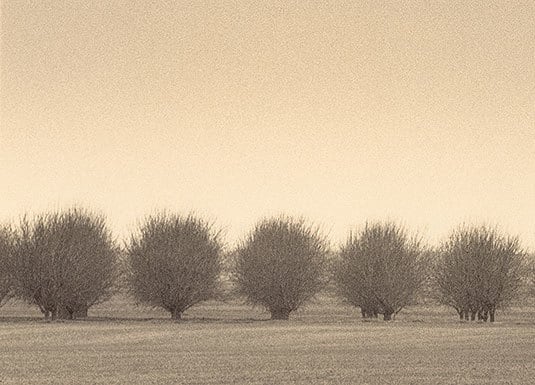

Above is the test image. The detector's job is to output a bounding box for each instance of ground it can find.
[1,297,534,384]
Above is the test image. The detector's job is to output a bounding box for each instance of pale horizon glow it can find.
[1,1,534,249]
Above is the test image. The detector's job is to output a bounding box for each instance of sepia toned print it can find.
[1,1,534,384]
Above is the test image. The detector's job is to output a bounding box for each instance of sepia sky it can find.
[1,1,534,249]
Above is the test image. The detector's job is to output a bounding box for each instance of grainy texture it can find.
[1,298,534,384]
[1,321,534,384]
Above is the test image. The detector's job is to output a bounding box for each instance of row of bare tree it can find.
[0,209,532,321]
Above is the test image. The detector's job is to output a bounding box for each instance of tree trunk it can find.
[171,309,182,320]
[361,307,377,319]
[75,306,88,318]
[470,311,476,321]
[271,309,290,320]
[464,311,469,321]
[489,309,495,322]
[459,310,464,320]
[57,305,71,320]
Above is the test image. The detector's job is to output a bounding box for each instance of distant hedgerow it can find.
[0,226,14,307]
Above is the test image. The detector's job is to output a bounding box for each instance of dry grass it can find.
[1,296,534,384]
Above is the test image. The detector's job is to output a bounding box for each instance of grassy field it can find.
[1,297,534,384]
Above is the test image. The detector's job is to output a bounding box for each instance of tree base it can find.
[270,309,290,320]
[361,307,379,319]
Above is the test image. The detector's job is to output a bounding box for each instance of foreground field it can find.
[1,319,534,384]
[1,298,534,384]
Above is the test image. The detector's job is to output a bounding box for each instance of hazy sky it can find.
[1,1,534,249]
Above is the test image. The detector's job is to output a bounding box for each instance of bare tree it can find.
[9,209,118,319]
[333,222,427,321]
[0,226,14,307]
[126,213,223,320]
[233,216,329,320]
[434,225,524,322]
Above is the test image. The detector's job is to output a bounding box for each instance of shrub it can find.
[9,209,118,319]
[233,216,329,320]
[126,213,223,320]
[334,222,427,321]
[434,225,524,322]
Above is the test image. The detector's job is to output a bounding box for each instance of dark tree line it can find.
[0,209,532,322]
[0,226,14,307]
